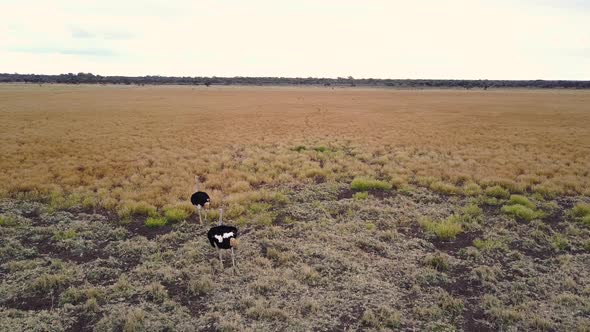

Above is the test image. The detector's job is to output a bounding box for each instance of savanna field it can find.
[1,84,590,331]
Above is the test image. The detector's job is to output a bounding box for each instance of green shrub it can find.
[424,253,449,271]
[351,177,392,191]
[292,145,306,152]
[361,306,401,329]
[501,204,543,221]
[473,238,506,252]
[461,204,483,223]
[32,273,69,293]
[507,195,535,208]
[0,214,18,227]
[248,202,272,214]
[582,215,590,227]
[164,208,189,223]
[485,186,510,199]
[551,234,569,251]
[463,182,482,196]
[419,216,463,240]
[145,217,167,228]
[430,181,459,195]
[53,229,78,240]
[117,201,158,219]
[353,192,369,200]
[313,146,329,153]
[570,203,590,218]
[188,276,213,295]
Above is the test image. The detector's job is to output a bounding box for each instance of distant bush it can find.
[570,203,590,218]
[118,201,158,219]
[424,253,449,271]
[361,306,401,329]
[419,216,463,240]
[485,186,510,199]
[353,192,369,200]
[429,181,459,195]
[501,204,543,221]
[164,208,189,223]
[188,276,213,295]
[313,146,330,153]
[292,145,306,152]
[351,177,392,191]
[0,214,18,227]
[53,229,78,240]
[507,195,535,208]
[145,217,167,228]
[550,234,569,251]
[462,182,482,196]
[461,204,483,223]
[473,238,506,252]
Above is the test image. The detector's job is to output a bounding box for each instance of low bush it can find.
[485,186,510,199]
[507,195,535,208]
[53,229,77,240]
[419,216,463,240]
[145,217,167,228]
[164,208,189,223]
[501,204,543,221]
[0,214,18,227]
[351,177,392,191]
[353,192,369,200]
[570,203,590,218]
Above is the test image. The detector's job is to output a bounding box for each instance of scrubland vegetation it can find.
[1,85,589,331]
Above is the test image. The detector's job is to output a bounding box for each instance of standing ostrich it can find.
[190,176,210,223]
[207,208,239,271]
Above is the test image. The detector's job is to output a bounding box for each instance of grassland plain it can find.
[1,85,590,331]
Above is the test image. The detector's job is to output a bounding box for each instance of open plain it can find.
[1,85,590,331]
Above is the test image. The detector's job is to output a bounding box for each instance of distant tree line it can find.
[1,73,589,89]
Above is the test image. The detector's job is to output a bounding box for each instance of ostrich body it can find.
[207,209,238,271]
[190,176,210,223]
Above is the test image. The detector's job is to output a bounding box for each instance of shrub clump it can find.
[145,217,167,228]
[570,203,590,217]
[419,216,463,240]
[164,208,189,223]
[361,306,401,329]
[53,229,78,240]
[501,204,544,221]
[485,186,510,199]
[117,201,158,219]
[424,253,450,271]
[507,195,535,208]
[353,192,369,200]
[0,214,19,227]
[461,204,483,223]
[351,177,392,191]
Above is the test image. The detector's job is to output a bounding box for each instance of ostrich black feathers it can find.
[191,191,210,207]
[207,225,238,249]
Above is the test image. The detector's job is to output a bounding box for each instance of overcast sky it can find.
[1,0,588,79]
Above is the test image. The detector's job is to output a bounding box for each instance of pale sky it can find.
[1,0,588,79]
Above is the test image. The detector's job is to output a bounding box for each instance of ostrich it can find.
[190,176,210,223]
[207,208,238,271]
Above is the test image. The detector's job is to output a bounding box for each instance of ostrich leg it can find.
[214,242,223,269]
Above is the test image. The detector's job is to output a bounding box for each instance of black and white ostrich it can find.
[190,176,210,223]
[207,208,239,270]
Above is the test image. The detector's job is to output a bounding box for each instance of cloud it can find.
[8,46,116,57]
[70,27,95,39]
[0,0,588,79]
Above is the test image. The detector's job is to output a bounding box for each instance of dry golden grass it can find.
[1,84,589,213]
